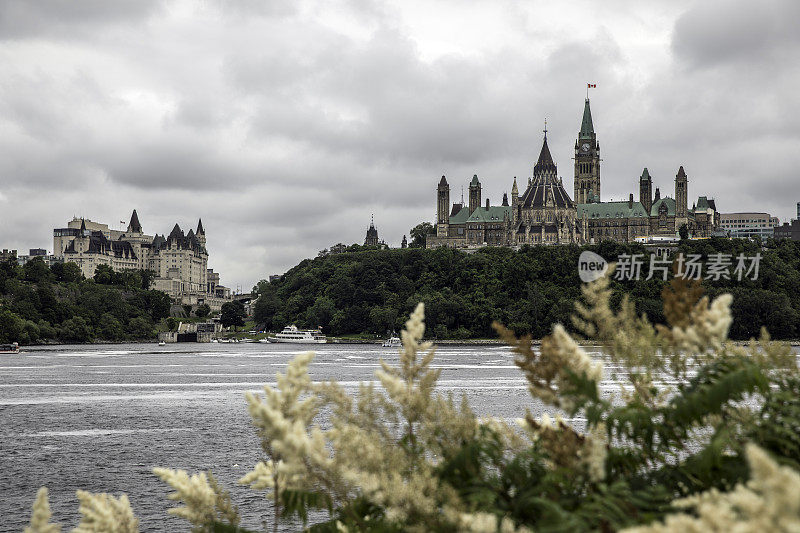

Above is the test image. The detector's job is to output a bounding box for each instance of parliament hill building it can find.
[426,98,720,248]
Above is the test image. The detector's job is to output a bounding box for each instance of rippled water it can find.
[0,341,758,531]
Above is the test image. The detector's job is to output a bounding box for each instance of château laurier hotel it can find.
[52,210,232,310]
[427,96,721,249]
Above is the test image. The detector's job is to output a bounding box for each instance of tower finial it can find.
[543,118,548,139]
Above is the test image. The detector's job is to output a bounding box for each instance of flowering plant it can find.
[25,270,800,532]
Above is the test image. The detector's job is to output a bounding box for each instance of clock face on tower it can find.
[581,143,590,153]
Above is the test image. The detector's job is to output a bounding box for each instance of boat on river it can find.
[268,325,327,344]
[382,333,402,348]
[1,342,20,354]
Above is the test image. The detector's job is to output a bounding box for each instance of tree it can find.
[94,264,116,285]
[127,316,154,339]
[195,304,211,318]
[0,309,25,343]
[51,262,83,283]
[409,222,435,248]
[220,301,246,330]
[678,223,689,240]
[306,296,336,330]
[24,257,52,284]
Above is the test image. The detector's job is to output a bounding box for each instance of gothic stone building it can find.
[427,96,720,248]
[53,210,232,309]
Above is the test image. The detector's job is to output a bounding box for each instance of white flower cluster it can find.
[579,422,607,483]
[624,444,800,532]
[551,324,604,384]
[669,294,733,354]
[25,487,60,533]
[454,511,531,533]
[72,490,139,533]
[239,350,331,498]
[152,468,216,527]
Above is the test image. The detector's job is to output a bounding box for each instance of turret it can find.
[437,176,450,237]
[196,218,206,248]
[468,175,481,215]
[675,166,688,219]
[511,177,519,224]
[639,168,653,214]
[127,209,142,234]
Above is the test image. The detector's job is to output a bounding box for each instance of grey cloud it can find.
[0,0,162,40]
[2,0,800,291]
[672,0,800,69]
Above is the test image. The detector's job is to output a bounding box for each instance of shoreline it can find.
[16,338,800,348]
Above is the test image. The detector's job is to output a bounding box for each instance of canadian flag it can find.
[587,83,596,88]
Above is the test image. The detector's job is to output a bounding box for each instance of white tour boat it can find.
[1,342,20,354]
[382,333,402,348]
[269,325,327,344]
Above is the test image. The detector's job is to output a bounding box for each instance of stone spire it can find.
[533,133,557,183]
[127,209,142,233]
[579,98,594,139]
[196,218,205,235]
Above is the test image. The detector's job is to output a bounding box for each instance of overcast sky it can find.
[1,0,799,290]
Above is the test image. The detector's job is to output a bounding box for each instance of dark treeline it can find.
[253,238,800,340]
[0,258,171,344]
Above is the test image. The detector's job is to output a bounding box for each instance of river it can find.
[0,341,773,531]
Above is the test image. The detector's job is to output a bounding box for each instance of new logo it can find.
[578,251,608,283]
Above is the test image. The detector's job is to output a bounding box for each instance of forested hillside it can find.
[253,238,800,340]
[0,258,171,344]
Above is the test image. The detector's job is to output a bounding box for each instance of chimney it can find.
[485,199,490,210]
[628,193,633,209]
[654,187,661,201]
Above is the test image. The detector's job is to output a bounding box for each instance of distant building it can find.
[52,210,231,310]
[720,213,780,239]
[364,217,379,246]
[427,97,720,248]
[775,220,800,241]
[363,217,388,248]
[16,253,63,268]
[29,248,46,256]
[207,268,231,300]
[0,249,17,262]
[401,235,408,248]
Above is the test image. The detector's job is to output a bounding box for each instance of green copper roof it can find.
[578,201,648,219]
[470,174,480,186]
[579,98,594,139]
[449,206,471,224]
[640,168,651,181]
[651,196,676,216]
[466,205,511,223]
[695,196,710,211]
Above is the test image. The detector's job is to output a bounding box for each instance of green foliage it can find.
[253,239,800,339]
[94,264,155,290]
[195,303,211,318]
[220,301,246,330]
[409,222,434,248]
[0,261,167,344]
